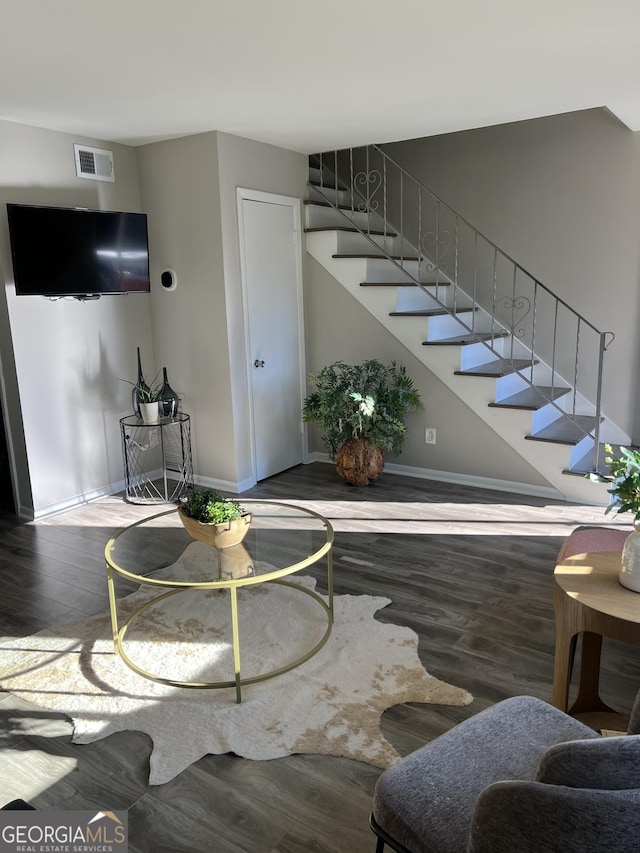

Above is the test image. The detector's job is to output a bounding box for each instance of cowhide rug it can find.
[0,544,472,785]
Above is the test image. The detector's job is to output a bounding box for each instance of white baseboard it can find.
[193,473,255,496]
[27,454,562,521]
[307,452,561,500]
[31,478,128,520]
[30,473,253,520]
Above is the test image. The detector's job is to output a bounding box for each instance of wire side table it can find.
[120,413,193,503]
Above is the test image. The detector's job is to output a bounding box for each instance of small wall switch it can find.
[425,427,436,445]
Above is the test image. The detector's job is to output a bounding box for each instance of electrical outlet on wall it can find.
[425,428,436,445]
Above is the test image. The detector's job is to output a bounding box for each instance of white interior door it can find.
[241,197,304,481]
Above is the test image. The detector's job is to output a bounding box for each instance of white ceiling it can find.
[1,0,639,153]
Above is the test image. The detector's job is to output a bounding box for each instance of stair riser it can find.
[570,435,598,467]
[458,337,517,370]
[306,204,389,234]
[425,313,496,340]
[495,371,563,400]
[335,230,413,257]
[364,257,450,283]
[531,400,600,432]
[309,165,336,184]
[396,288,460,312]
[309,184,354,207]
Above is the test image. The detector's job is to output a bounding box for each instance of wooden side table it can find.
[553,551,640,731]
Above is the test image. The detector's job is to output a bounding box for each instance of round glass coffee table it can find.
[105,500,334,702]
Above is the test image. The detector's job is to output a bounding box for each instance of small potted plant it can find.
[178,487,252,549]
[122,371,162,424]
[302,359,422,486]
[135,381,163,425]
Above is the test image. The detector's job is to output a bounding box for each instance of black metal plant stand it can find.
[120,413,193,503]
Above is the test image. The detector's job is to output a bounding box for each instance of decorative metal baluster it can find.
[573,318,581,418]
[366,147,371,236]
[383,155,387,239]
[453,215,459,315]
[510,264,517,361]
[491,247,498,347]
[435,201,440,298]
[349,148,354,214]
[593,332,606,470]
[417,186,422,275]
[550,300,559,400]
[530,281,538,383]
[400,170,404,270]
[472,231,478,333]
[334,150,339,209]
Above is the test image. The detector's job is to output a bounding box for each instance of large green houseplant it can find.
[302,359,422,486]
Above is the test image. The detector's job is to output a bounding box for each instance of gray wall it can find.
[215,132,308,487]
[136,132,233,484]
[137,131,307,490]
[383,109,640,442]
[0,119,152,517]
[0,122,308,513]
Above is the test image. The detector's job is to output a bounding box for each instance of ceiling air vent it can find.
[73,144,115,182]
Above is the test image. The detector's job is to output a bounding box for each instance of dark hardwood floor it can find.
[1,462,638,852]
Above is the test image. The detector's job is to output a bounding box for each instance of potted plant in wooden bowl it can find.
[302,359,422,486]
[178,487,252,549]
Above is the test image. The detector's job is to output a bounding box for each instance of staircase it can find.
[304,146,626,504]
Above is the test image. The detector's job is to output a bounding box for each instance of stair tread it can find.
[454,359,536,378]
[525,415,602,446]
[360,281,451,288]
[488,386,571,411]
[390,308,476,317]
[333,253,421,261]
[304,225,395,237]
[423,331,508,346]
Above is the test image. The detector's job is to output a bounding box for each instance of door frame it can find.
[236,188,308,485]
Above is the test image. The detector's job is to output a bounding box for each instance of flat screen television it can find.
[6,203,150,298]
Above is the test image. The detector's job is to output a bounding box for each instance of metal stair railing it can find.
[310,145,615,472]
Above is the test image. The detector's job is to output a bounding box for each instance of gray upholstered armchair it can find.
[371,693,640,852]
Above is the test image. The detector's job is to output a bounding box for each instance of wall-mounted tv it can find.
[6,204,150,298]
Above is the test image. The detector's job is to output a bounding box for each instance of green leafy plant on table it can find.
[302,359,422,486]
[180,488,244,524]
[589,444,640,521]
[178,488,251,549]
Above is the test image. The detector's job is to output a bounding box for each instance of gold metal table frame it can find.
[104,500,334,702]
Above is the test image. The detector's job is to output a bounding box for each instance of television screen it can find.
[6,204,150,297]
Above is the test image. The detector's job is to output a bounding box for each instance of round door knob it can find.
[253,359,265,368]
